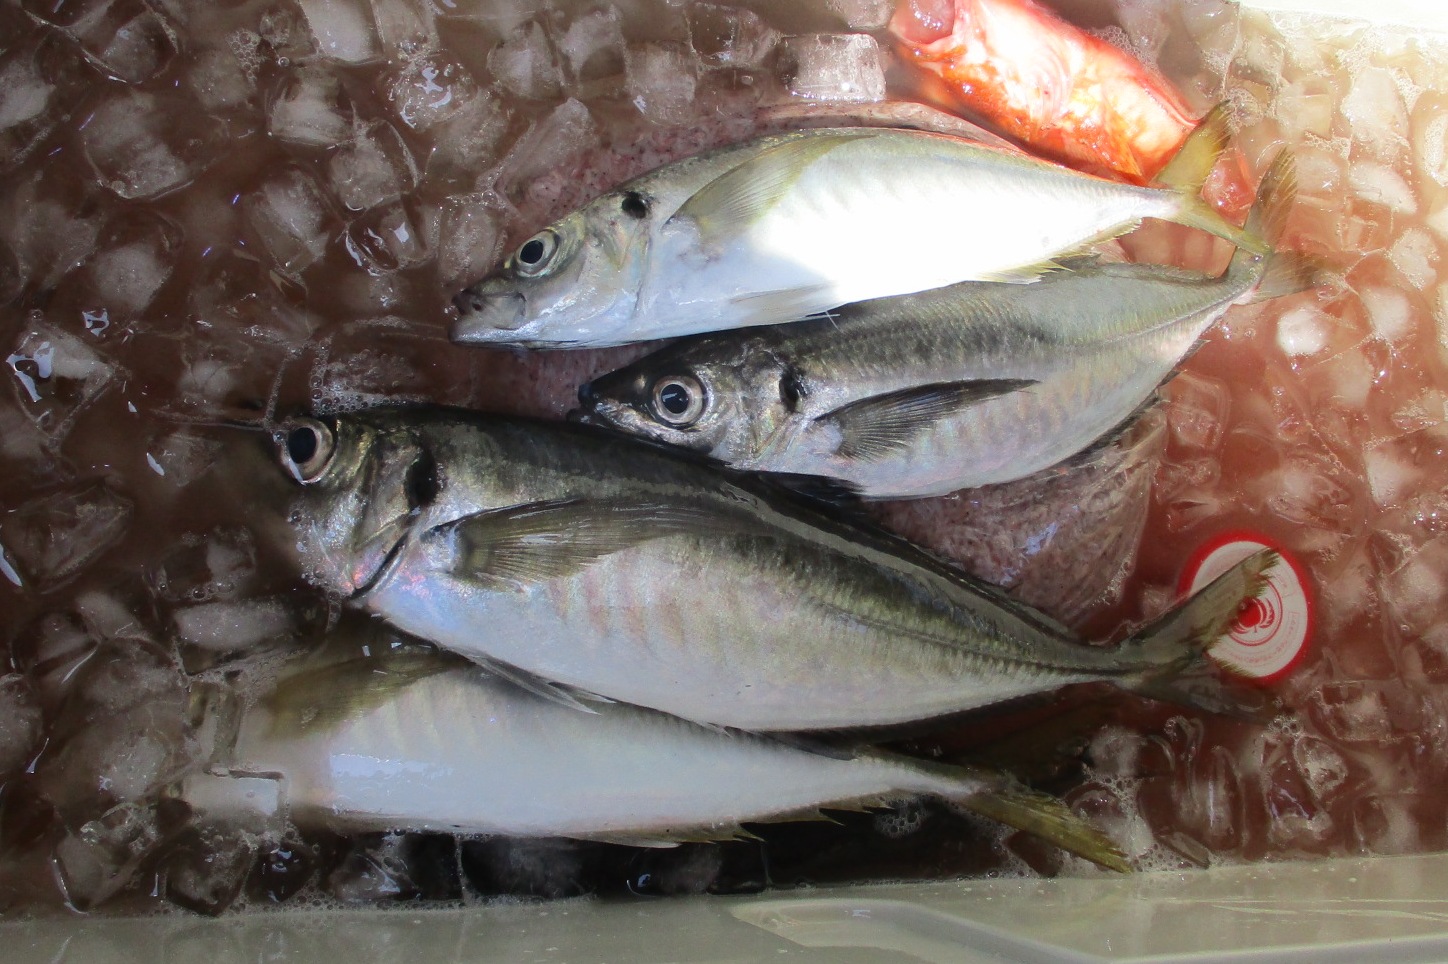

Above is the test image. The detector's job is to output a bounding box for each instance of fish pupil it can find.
[659,382,692,415]
[518,238,546,265]
[287,427,318,466]
[404,450,440,511]
[621,191,648,219]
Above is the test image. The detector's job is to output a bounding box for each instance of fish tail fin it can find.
[893,755,1129,872]
[1157,103,1271,255]
[1119,548,1281,720]
[957,781,1131,873]
[1227,148,1325,302]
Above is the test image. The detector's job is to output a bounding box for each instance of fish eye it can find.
[278,418,336,484]
[650,375,705,427]
[620,191,648,219]
[512,229,560,278]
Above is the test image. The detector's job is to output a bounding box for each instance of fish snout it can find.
[449,289,528,343]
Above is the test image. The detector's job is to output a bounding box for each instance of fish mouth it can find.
[450,288,529,342]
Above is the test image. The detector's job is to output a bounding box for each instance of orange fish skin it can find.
[889,0,1198,183]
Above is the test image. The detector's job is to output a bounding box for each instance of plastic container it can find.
[5,1,1448,959]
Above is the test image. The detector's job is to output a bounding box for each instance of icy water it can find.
[1,0,1448,917]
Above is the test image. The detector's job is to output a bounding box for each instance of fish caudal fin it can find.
[1156,104,1271,256]
[1120,549,1281,719]
[958,781,1131,873]
[1230,149,1324,303]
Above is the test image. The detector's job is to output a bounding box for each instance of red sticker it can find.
[1177,531,1313,684]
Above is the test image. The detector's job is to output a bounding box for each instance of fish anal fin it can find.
[957,782,1131,873]
[432,498,737,585]
[669,132,874,248]
[823,379,1037,462]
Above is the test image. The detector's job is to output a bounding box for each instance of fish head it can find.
[275,414,439,598]
[451,191,656,348]
[576,335,798,468]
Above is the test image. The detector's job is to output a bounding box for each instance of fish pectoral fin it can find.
[434,498,738,584]
[729,284,833,326]
[470,654,606,714]
[974,260,1064,284]
[821,379,1038,462]
[667,132,873,248]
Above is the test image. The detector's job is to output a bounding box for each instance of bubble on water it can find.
[873,797,929,839]
[780,34,885,104]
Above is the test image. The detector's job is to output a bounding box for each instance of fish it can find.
[275,406,1274,732]
[575,152,1311,499]
[450,113,1265,349]
[888,0,1198,183]
[192,646,1130,871]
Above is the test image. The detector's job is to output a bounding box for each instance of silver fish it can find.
[276,407,1272,732]
[451,108,1263,349]
[577,152,1308,499]
[189,647,1128,870]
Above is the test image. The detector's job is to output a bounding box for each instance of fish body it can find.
[205,649,1126,868]
[278,408,1269,732]
[452,121,1257,349]
[578,152,1305,499]
[889,0,1195,182]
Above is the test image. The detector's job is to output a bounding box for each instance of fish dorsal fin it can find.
[668,132,873,248]
[432,497,743,585]
[821,379,1037,462]
[974,261,1063,284]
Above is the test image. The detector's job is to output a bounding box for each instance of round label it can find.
[1177,532,1313,683]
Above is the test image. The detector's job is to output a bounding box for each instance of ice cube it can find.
[383,53,506,181]
[686,2,780,70]
[1415,95,1448,191]
[327,120,417,213]
[489,20,564,100]
[825,0,893,30]
[1163,371,1231,453]
[1274,304,1330,357]
[494,97,599,217]
[164,828,258,916]
[243,166,338,275]
[186,47,259,118]
[1348,161,1417,215]
[149,528,257,604]
[7,320,119,440]
[2,168,105,292]
[0,30,87,169]
[1341,66,1410,162]
[1274,81,1334,142]
[53,803,169,911]
[780,33,886,103]
[557,4,625,94]
[58,211,186,332]
[188,248,319,348]
[145,429,225,489]
[0,674,42,778]
[1366,430,1441,508]
[72,0,176,84]
[1307,681,1421,745]
[1380,532,1448,640]
[624,42,698,125]
[342,201,429,274]
[10,610,101,708]
[1263,453,1355,531]
[327,833,419,901]
[166,328,293,418]
[1388,228,1439,291]
[1361,286,1415,345]
[295,0,382,63]
[172,597,300,653]
[461,838,590,900]
[82,89,219,200]
[311,316,477,410]
[267,65,355,148]
[0,479,131,590]
[370,0,437,58]
[1351,794,1423,855]
[426,190,504,290]
[174,771,283,833]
